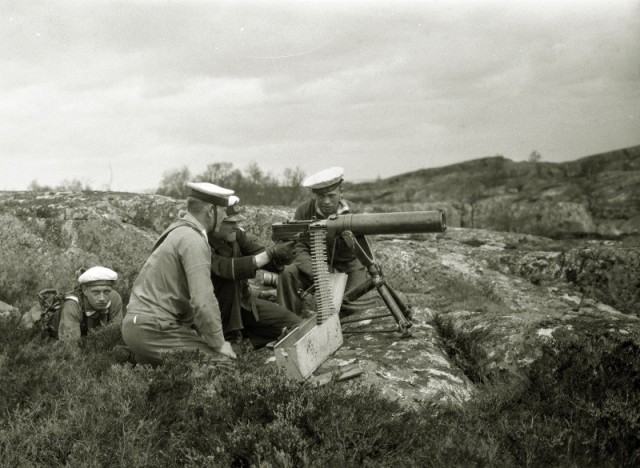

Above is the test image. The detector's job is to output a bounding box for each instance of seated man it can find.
[58,266,125,341]
[122,182,236,367]
[277,167,371,316]
[209,196,301,349]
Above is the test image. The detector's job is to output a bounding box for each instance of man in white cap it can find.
[276,167,370,316]
[208,196,301,349]
[122,182,237,367]
[58,266,124,341]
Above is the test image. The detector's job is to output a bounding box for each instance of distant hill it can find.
[346,145,640,238]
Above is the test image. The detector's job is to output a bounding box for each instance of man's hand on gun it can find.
[266,240,296,265]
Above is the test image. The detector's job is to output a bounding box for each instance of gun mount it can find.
[272,210,446,335]
[271,210,447,381]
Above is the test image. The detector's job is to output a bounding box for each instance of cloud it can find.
[0,0,638,191]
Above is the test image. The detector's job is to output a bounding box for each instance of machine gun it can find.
[272,211,446,243]
[271,210,447,337]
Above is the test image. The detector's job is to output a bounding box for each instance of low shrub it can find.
[435,314,640,466]
[1,316,638,466]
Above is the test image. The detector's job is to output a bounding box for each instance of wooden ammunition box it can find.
[273,271,347,381]
[273,313,343,381]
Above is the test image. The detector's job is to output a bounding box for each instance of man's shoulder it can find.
[155,219,206,252]
[171,221,204,236]
[235,228,264,253]
[208,235,227,252]
[166,222,207,245]
[294,199,315,219]
[341,198,362,214]
[235,227,257,244]
[295,198,313,208]
[61,295,82,314]
[209,229,253,253]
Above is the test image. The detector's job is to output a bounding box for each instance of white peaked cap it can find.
[78,266,118,286]
[302,167,345,192]
[187,182,234,206]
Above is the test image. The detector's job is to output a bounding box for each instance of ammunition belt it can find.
[310,225,333,324]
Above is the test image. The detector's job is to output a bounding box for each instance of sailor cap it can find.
[78,266,118,287]
[224,195,247,222]
[303,167,345,194]
[187,182,234,206]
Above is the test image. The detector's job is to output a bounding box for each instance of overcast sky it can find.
[1,0,638,192]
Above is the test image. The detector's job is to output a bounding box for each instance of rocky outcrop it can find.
[347,145,640,239]
[473,199,597,237]
[559,247,640,314]
[484,241,640,315]
[1,191,638,408]
[0,191,287,311]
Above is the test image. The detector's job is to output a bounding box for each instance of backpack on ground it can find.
[36,288,85,339]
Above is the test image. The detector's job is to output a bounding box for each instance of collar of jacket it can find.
[85,299,112,317]
[66,294,111,316]
[208,236,230,251]
[178,210,208,239]
[314,199,350,218]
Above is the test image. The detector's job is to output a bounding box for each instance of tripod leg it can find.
[376,282,412,338]
[341,231,412,337]
[384,282,413,320]
[344,277,376,302]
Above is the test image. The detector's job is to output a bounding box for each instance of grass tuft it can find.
[1,314,638,466]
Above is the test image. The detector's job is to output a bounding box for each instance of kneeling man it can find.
[209,196,301,349]
[122,182,236,366]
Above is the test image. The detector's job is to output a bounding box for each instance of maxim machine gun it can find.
[270,210,447,381]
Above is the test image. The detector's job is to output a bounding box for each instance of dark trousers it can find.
[241,298,301,348]
[276,263,369,316]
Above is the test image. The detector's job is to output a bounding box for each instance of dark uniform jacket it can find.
[208,228,283,332]
[292,198,363,278]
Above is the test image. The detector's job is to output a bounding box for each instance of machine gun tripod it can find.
[339,232,415,337]
[272,210,447,338]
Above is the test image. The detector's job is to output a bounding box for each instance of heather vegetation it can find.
[2,273,638,467]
